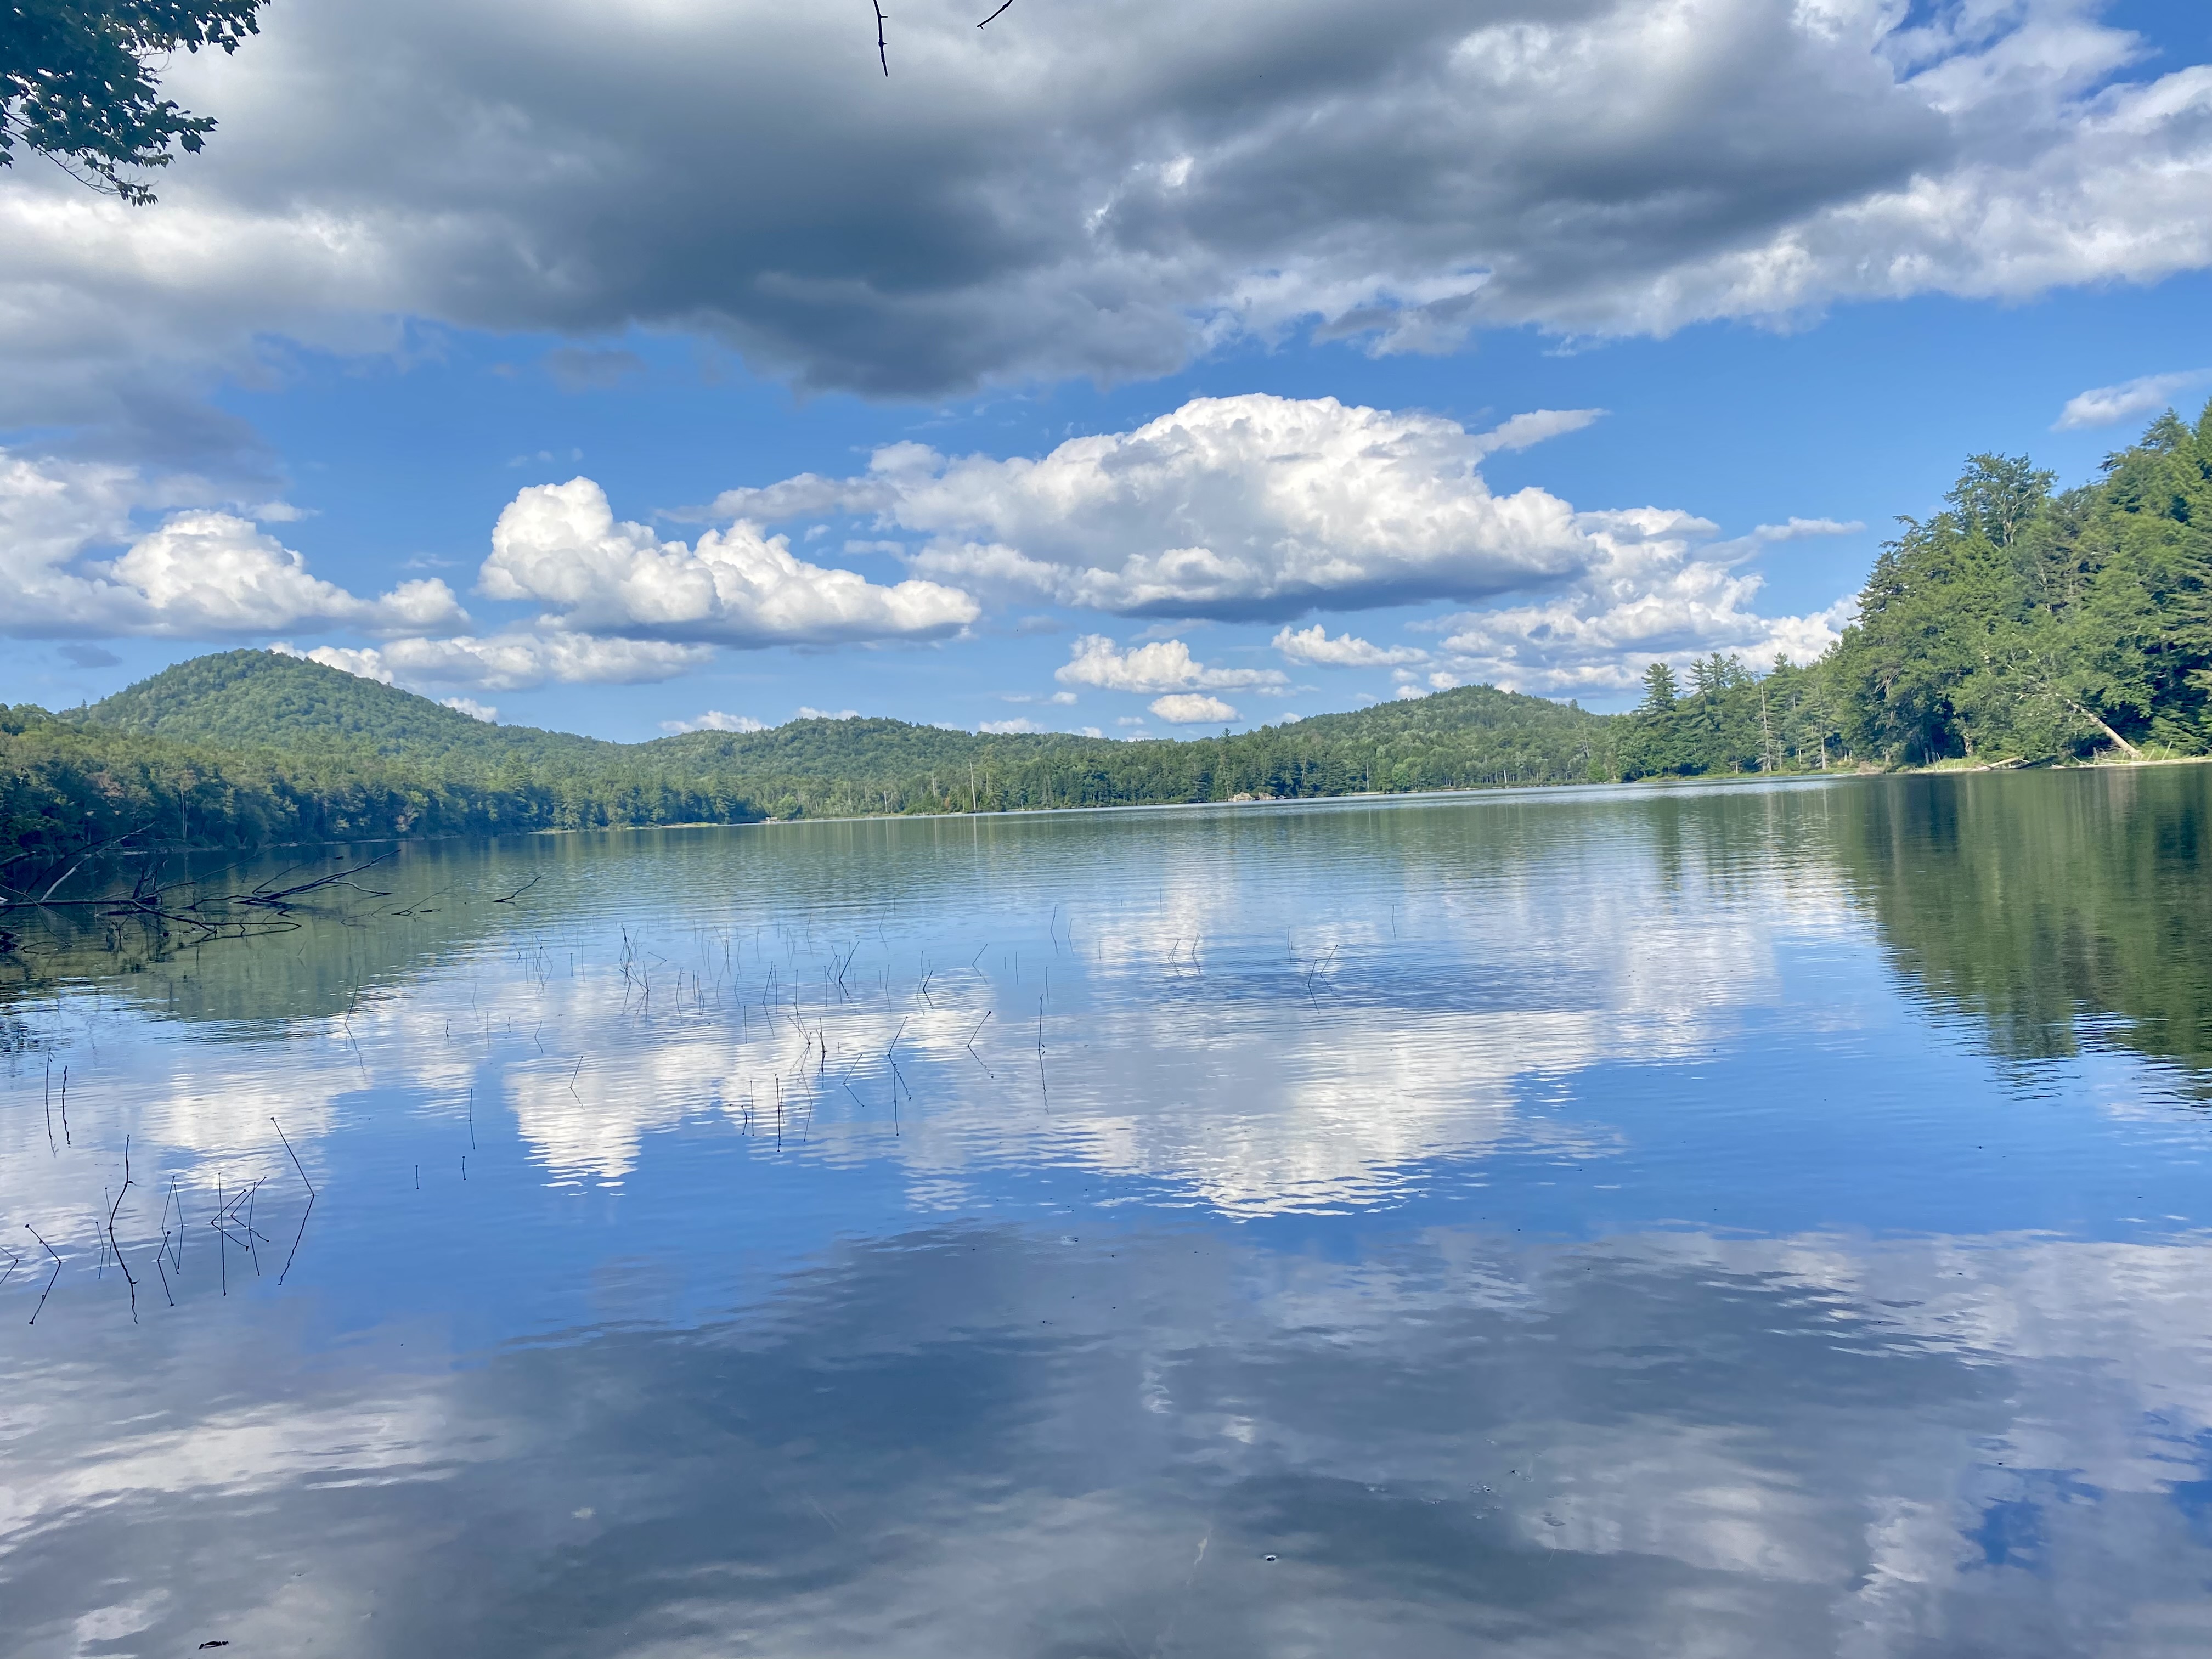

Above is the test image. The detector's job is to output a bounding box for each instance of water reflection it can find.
[4,771,2212,1656]
[1832,769,2212,1079]
[7,1223,2211,1657]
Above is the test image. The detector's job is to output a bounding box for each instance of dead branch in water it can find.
[24,1223,62,1325]
[491,874,541,905]
[107,1136,139,1322]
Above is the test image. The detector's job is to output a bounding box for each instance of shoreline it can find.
[7,752,2203,887]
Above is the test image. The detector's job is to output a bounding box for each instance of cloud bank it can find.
[8,392,1857,707]
[723,396,1854,695]
[2,0,2206,453]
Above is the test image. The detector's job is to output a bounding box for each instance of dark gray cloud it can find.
[0,0,2203,459]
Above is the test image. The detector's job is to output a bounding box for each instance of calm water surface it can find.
[4,770,2211,1657]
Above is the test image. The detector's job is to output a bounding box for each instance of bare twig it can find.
[873,0,889,75]
[237,851,394,909]
[32,825,146,904]
[25,1223,62,1325]
[965,1009,992,1061]
[977,0,1013,25]
[108,1136,139,1321]
[270,1116,317,1199]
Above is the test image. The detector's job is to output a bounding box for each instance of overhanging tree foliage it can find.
[0,0,265,202]
[1621,399,2212,778]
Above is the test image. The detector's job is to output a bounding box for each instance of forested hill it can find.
[651,678,1608,814]
[4,651,1615,866]
[67,649,620,764]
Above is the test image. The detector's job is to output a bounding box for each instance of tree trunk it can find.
[2068,701,2141,759]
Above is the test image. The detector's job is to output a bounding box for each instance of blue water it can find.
[4,771,2210,1656]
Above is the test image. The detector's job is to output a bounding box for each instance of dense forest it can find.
[1622,399,2212,776]
[4,402,2205,874]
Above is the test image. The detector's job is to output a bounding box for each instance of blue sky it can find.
[4,0,2209,740]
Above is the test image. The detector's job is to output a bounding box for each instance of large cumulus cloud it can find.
[1,0,2206,450]
[725,394,1598,620]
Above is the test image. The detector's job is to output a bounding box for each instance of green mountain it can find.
[4,649,1616,873]
[67,648,617,764]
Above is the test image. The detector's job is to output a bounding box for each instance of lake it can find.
[4,768,2211,1657]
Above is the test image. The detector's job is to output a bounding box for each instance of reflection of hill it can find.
[1834,768,2212,1078]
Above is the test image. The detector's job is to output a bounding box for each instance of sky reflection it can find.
[5,774,2212,1656]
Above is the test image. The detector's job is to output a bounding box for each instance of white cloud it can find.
[1272,624,1429,668]
[440,696,498,723]
[275,642,390,682]
[2054,368,2212,430]
[733,396,1595,621]
[1428,510,1856,697]
[1745,516,1865,544]
[721,391,1850,692]
[1150,692,1238,724]
[658,709,767,733]
[1056,634,1289,695]
[1,450,467,639]
[979,717,1046,734]
[480,477,980,647]
[108,513,467,634]
[1000,690,1079,706]
[1471,408,1608,454]
[4,0,2208,449]
[796,706,859,720]
[283,632,709,692]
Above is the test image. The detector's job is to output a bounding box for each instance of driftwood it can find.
[2,849,397,949]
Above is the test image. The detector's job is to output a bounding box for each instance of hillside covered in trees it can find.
[2,651,1614,870]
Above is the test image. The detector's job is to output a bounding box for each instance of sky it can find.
[3,0,2209,741]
